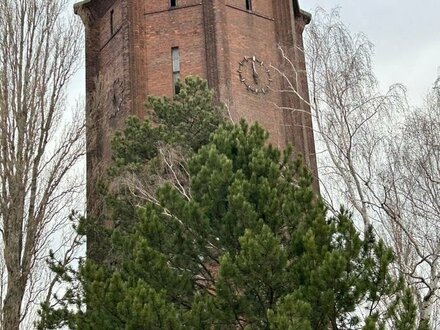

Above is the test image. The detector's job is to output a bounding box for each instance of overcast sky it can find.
[301,0,440,106]
[69,1,440,107]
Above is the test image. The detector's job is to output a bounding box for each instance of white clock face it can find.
[237,56,272,94]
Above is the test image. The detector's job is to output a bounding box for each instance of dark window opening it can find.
[110,9,114,35]
[170,0,177,8]
[172,47,180,94]
[245,0,252,10]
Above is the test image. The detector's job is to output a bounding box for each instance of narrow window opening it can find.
[110,9,115,35]
[172,47,180,95]
[170,0,177,8]
[245,0,252,11]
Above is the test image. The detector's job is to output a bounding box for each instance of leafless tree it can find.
[0,0,85,329]
[378,85,440,327]
[303,8,408,231]
[273,7,440,328]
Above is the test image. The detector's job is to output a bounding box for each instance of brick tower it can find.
[74,0,318,218]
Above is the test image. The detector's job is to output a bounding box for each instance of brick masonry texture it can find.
[75,0,319,227]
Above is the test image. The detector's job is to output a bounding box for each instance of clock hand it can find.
[252,62,259,84]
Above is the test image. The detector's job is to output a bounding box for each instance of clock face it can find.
[109,78,124,119]
[237,56,272,94]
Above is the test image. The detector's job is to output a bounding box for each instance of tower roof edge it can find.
[294,0,312,23]
[73,0,92,15]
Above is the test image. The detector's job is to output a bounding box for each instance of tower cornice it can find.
[292,0,312,23]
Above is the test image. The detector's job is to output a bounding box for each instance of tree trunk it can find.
[420,297,432,329]
[3,276,25,330]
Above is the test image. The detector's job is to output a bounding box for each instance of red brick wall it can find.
[227,0,273,16]
[223,5,284,147]
[89,0,129,156]
[143,4,207,97]
[75,0,319,222]
[75,0,133,229]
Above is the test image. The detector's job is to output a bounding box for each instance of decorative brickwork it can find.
[74,0,319,224]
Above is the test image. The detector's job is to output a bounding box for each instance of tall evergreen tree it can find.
[39,116,415,329]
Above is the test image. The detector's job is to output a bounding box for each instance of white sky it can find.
[69,1,440,107]
[301,0,440,106]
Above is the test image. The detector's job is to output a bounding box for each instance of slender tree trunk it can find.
[3,276,25,330]
[420,299,432,328]
[3,196,26,330]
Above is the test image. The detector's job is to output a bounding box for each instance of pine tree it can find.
[39,118,413,329]
[87,76,225,261]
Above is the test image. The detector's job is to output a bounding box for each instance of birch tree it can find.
[378,85,440,328]
[0,0,84,329]
[274,7,439,328]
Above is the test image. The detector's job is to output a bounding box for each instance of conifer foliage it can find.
[39,78,415,329]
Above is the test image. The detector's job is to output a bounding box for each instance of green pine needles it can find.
[38,77,419,330]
